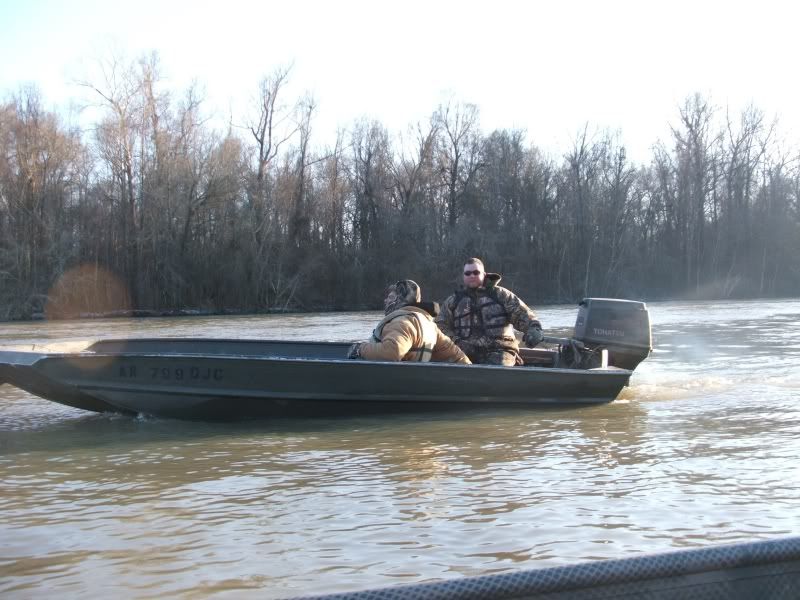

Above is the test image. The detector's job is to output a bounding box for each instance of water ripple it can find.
[3,301,800,597]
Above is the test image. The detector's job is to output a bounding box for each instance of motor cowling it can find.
[573,298,652,370]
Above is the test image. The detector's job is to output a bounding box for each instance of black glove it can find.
[523,325,544,348]
[346,342,362,359]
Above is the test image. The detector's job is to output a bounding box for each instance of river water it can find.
[1,299,799,598]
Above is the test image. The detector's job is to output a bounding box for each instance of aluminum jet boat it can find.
[0,298,652,420]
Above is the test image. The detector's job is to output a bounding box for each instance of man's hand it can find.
[524,325,544,348]
[346,342,362,359]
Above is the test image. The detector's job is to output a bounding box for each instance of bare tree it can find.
[562,125,602,297]
[670,93,720,292]
[0,86,87,317]
[78,51,149,305]
[433,101,484,232]
[249,65,298,186]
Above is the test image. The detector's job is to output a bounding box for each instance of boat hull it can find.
[0,339,632,420]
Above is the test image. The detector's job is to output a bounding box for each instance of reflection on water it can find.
[2,299,800,598]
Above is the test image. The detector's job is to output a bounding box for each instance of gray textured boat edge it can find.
[287,536,800,600]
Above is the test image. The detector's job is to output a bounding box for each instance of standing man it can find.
[347,280,471,364]
[436,258,543,365]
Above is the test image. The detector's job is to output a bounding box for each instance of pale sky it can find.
[1,0,798,162]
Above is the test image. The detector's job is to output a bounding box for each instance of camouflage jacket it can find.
[436,273,540,351]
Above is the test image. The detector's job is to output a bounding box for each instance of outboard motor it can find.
[573,298,652,370]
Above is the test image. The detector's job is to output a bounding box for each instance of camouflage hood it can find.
[483,272,502,290]
[384,279,422,314]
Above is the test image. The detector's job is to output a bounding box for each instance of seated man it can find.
[436,257,543,366]
[347,280,471,364]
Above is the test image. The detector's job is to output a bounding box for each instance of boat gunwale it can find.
[32,350,634,377]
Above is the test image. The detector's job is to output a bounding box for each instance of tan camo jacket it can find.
[359,306,471,364]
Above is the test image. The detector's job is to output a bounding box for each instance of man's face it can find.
[384,289,399,311]
[463,263,484,289]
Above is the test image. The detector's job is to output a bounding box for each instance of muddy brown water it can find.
[1,300,799,598]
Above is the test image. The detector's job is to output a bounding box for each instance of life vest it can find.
[372,309,437,362]
[450,287,514,341]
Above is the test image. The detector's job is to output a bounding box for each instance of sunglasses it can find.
[463,270,482,276]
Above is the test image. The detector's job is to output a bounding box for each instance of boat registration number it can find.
[118,365,224,381]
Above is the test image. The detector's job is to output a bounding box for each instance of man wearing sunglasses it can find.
[347,279,471,364]
[436,258,543,366]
